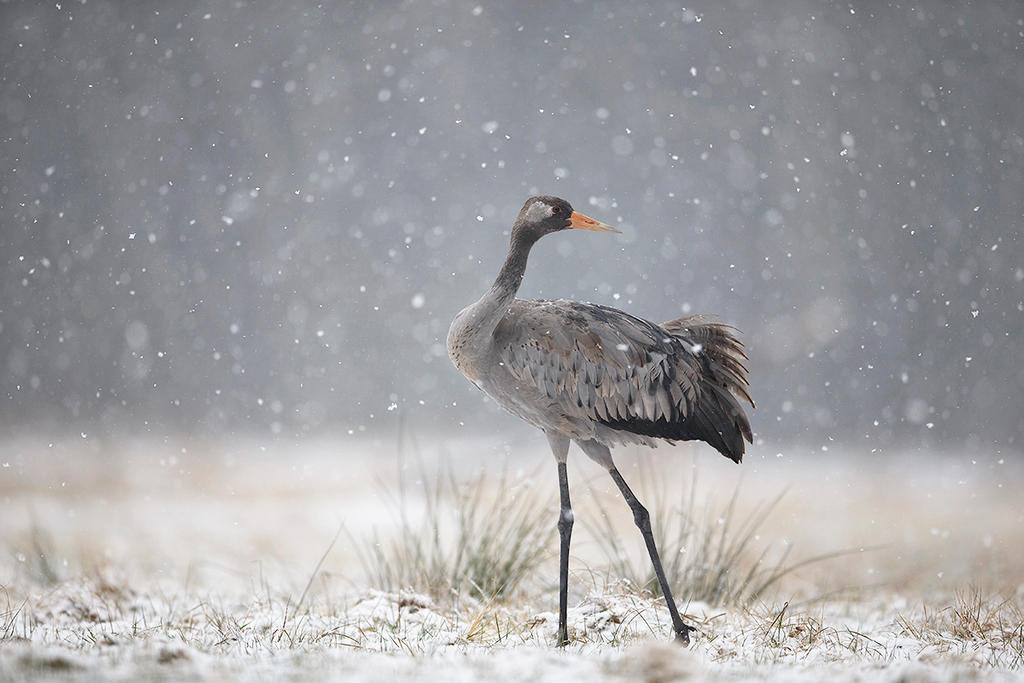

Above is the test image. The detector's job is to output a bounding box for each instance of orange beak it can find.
[568,211,620,233]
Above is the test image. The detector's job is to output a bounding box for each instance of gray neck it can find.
[463,229,537,340]
[490,229,535,300]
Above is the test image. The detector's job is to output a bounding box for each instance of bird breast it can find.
[447,307,490,382]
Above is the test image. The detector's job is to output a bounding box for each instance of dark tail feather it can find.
[602,387,748,463]
[601,314,753,463]
[665,314,753,462]
[702,383,750,463]
[662,315,755,409]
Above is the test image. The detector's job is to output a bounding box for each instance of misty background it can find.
[1,1,1021,455]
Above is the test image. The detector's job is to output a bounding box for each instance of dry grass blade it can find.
[289,523,344,621]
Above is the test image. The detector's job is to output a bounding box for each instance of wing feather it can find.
[493,300,753,461]
[495,300,691,420]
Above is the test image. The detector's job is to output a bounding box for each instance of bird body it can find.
[452,297,751,460]
[448,195,753,646]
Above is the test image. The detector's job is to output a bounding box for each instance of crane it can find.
[447,195,753,646]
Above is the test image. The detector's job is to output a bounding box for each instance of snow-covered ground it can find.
[2,434,1022,681]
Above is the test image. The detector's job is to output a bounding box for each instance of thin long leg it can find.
[608,466,695,645]
[556,460,573,647]
[545,432,572,647]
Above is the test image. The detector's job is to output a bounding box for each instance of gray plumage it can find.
[448,197,753,463]
[447,195,754,646]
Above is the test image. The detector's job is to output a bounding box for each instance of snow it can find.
[1,436,1022,681]
[2,2,1023,676]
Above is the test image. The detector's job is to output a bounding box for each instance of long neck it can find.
[490,229,534,302]
[461,229,537,340]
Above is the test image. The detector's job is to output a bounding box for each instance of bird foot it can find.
[556,625,570,648]
[674,623,696,647]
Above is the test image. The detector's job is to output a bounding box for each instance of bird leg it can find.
[608,466,695,646]
[556,460,573,647]
[546,432,573,647]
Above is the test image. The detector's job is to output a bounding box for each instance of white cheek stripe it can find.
[523,201,554,223]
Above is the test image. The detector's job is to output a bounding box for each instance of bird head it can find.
[512,195,619,242]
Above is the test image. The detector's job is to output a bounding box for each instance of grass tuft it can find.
[356,464,555,603]
[590,467,852,608]
[896,587,1024,668]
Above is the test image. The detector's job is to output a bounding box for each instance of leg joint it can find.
[557,508,574,534]
[632,504,650,532]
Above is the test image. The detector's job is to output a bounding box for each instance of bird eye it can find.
[552,207,561,213]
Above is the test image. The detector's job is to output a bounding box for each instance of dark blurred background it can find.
[2,1,1021,454]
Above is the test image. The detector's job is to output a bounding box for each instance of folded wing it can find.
[495,300,753,462]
